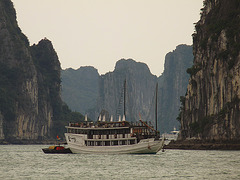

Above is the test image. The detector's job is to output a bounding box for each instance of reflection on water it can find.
[0,145,240,179]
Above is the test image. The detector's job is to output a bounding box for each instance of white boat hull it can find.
[65,133,164,154]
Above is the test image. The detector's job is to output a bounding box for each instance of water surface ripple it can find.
[0,145,239,179]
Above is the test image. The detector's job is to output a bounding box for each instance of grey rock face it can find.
[0,0,62,143]
[61,66,99,114]
[179,0,240,141]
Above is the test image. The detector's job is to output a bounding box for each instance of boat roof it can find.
[65,126,130,130]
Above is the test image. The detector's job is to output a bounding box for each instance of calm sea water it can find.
[0,145,239,180]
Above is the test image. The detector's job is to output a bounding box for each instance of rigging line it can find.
[155,83,158,132]
[126,81,135,122]
[139,119,156,132]
[116,81,125,119]
[146,86,156,124]
[124,79,126,118]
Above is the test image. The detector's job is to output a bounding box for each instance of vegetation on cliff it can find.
[0,63,22,122]
[31,39,85,139]
[179,0,240,141]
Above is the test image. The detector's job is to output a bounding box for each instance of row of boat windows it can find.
[88,134,132,139]
[67,128,130,135]
[85,139,137,146]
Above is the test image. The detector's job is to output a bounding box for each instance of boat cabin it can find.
[66,121,157,147]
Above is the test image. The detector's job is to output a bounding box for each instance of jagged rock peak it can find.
[164,45,193,66]
[0,0,27,44]
[31,38,60,71]
[32,38,59,59]
[0,0,29,67]
[174,44,192,52]
[64,66,99,75]
[114,58,152,75]
[33,38,55,49]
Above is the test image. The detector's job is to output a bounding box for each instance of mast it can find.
[155,83,158,132]
[124,79,126,119]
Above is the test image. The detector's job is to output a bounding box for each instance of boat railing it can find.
[68,121,155,129]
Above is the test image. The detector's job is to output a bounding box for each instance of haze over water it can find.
[0,145,239,179]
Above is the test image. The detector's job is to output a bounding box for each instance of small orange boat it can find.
[42,145,72,154]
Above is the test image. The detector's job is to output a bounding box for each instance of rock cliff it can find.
[158,45,193,132]
[62,45,193,132]
[179,0,240,141]
[0,0,79,143]
[96,59,158,123]
[61,66,99,114]
[62,52,193,133]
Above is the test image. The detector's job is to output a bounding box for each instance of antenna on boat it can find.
[124,79,126,120]
[85,114,88,122]
[155,83,158,133]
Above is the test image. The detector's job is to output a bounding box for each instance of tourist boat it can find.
[162,127,180,145]
[65,120,164,154]
[64,81,164,154]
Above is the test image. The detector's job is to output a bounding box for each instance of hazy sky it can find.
[12,0,203,76]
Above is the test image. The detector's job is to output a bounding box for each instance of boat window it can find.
[113,141,118,146]
[118,129,124,134]
[130,140,135,145]
[85,141,95,146]
[79,130,87,134]
[105,141,110,146]
[88,134,93,139]
[96,141,102,146]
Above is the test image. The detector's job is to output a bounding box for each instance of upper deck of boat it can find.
[66,120,158,142]
[66,121,155,131]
